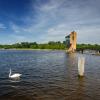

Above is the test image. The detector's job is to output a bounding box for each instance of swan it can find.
[9,68,22,79]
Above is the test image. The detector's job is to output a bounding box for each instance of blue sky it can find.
[0,0,100,44]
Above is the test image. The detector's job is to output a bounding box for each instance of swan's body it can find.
[9,69,22,78]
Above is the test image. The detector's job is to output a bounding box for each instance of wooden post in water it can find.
[78,57,85,77]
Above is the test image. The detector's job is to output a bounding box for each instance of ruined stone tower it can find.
[65,31,77,53]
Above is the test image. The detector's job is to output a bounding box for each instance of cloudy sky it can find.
[0,0,100,44]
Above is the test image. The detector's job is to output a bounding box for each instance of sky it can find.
[0,0,100,44]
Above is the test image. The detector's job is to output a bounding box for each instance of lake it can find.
[0,50,100,100]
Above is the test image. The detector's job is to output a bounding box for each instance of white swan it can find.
[9,68,22,78]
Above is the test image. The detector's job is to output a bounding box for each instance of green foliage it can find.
[0,42,100,50]
[0,41,65,50]
[77,44,100,51]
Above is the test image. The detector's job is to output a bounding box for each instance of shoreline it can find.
[0,48,65,51]
[0,48,100,56]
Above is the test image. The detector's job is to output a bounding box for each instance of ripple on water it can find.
[0,50,100,100]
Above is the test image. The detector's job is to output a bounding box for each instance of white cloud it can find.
[10,34,27,41]
[0,23,6,30]
[7,0,100,44]
[10,22,20,33]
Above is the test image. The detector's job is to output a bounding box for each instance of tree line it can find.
[77,44,100,51]
[0,41,65,50]
[0,41,100,51]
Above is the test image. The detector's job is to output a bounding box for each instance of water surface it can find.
[0,50,100,100]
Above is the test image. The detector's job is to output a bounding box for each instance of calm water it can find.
[0,50,100,100]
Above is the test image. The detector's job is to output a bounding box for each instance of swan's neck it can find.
[9,69,11,77]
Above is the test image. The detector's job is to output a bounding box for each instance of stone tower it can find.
[65,31,77,53]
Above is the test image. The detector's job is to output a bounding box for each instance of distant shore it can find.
[0,48,100,56]
[0,48,65,51]
[0,42,100,52]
